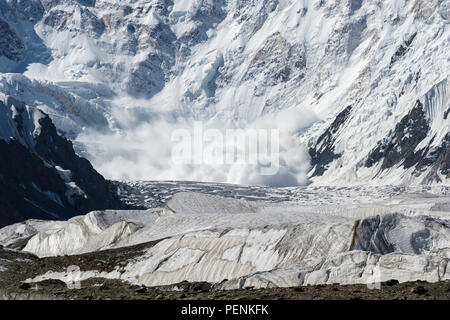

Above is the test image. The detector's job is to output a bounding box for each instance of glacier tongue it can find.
[22,209,160,257]
[161,192,260,215]
[217,250,450,290]
[15,190,450,289]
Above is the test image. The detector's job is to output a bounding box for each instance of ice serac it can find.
[18,191,450,289]
[0,94,122,227]
[22,209,159,256]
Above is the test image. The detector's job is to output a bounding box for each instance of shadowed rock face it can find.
[0,0,44,22]
[43,6,105,37]
[309,106,352,177]
[441,134,450,177]
[365,98,450,181]
[33,115,121,213]
[390,33,417,68]
[365,101,429,171]
[418,133,450,182]
[0,96,123,227]
[0,139,79,226]
[0,18,25,61]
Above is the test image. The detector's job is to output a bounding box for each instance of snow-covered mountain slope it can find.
[4,190,448,288]
[0,0,449,186]
[0,93,122,227]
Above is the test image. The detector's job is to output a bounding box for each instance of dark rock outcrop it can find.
[0,96,122,227]
[365,101,429,171]
[421,133,450,181]
[0,18,25,61]
[309,106,352,176]
[390,33,417,68]
[365,99,450,180]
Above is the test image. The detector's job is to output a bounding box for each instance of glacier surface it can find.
[1,188,447,289]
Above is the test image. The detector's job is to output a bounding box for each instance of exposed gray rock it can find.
[0,95,123,227]
[366,101,429,170]
[309,106,352,176]
[0,19,25,61]
[243,32,306,90]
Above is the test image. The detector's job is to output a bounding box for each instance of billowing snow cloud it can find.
[77,99,319,187]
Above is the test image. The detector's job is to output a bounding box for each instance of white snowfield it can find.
[2,190,448,289]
